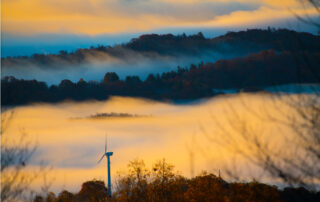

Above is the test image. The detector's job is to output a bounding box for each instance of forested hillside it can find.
[2,29,319,68]
[2,50,320,105]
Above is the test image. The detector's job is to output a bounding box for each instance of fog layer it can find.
[2,48,241,85]
[2,93,305,193]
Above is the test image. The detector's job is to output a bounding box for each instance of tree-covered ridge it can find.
[34,159,320,202]
[127,28,320,54]
[2,29,320,67]
[2,50,320,105]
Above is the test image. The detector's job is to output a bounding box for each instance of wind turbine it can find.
[98,135,113,197]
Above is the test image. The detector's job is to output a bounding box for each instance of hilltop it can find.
[2,28,320,68]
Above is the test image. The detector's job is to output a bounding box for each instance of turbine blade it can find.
[105,134,108,152]
[97,154,106,164]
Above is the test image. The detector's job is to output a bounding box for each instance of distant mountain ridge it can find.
[2,28,320,68]
[126,29,320,54]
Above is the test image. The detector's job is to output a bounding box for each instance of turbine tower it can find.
[98,135,113,197]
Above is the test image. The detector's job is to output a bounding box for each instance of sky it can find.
[1,0,319,57]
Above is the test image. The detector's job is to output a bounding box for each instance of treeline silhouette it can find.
[126,28,320,54]
[33,159,320,202]
[2,28,320,67]
[2,50,320,105]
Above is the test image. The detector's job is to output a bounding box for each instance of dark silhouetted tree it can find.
[103,72,119,83]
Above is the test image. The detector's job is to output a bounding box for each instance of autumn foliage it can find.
[34,159,320,202]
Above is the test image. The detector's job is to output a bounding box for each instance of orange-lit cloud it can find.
[205,6,318,27]
[2,0,316,35]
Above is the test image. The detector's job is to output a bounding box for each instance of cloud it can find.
[107,0,259,21]
[2,0,314,35]
[206,4,319,27]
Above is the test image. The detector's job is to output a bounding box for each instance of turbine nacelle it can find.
[106,152,113,156]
